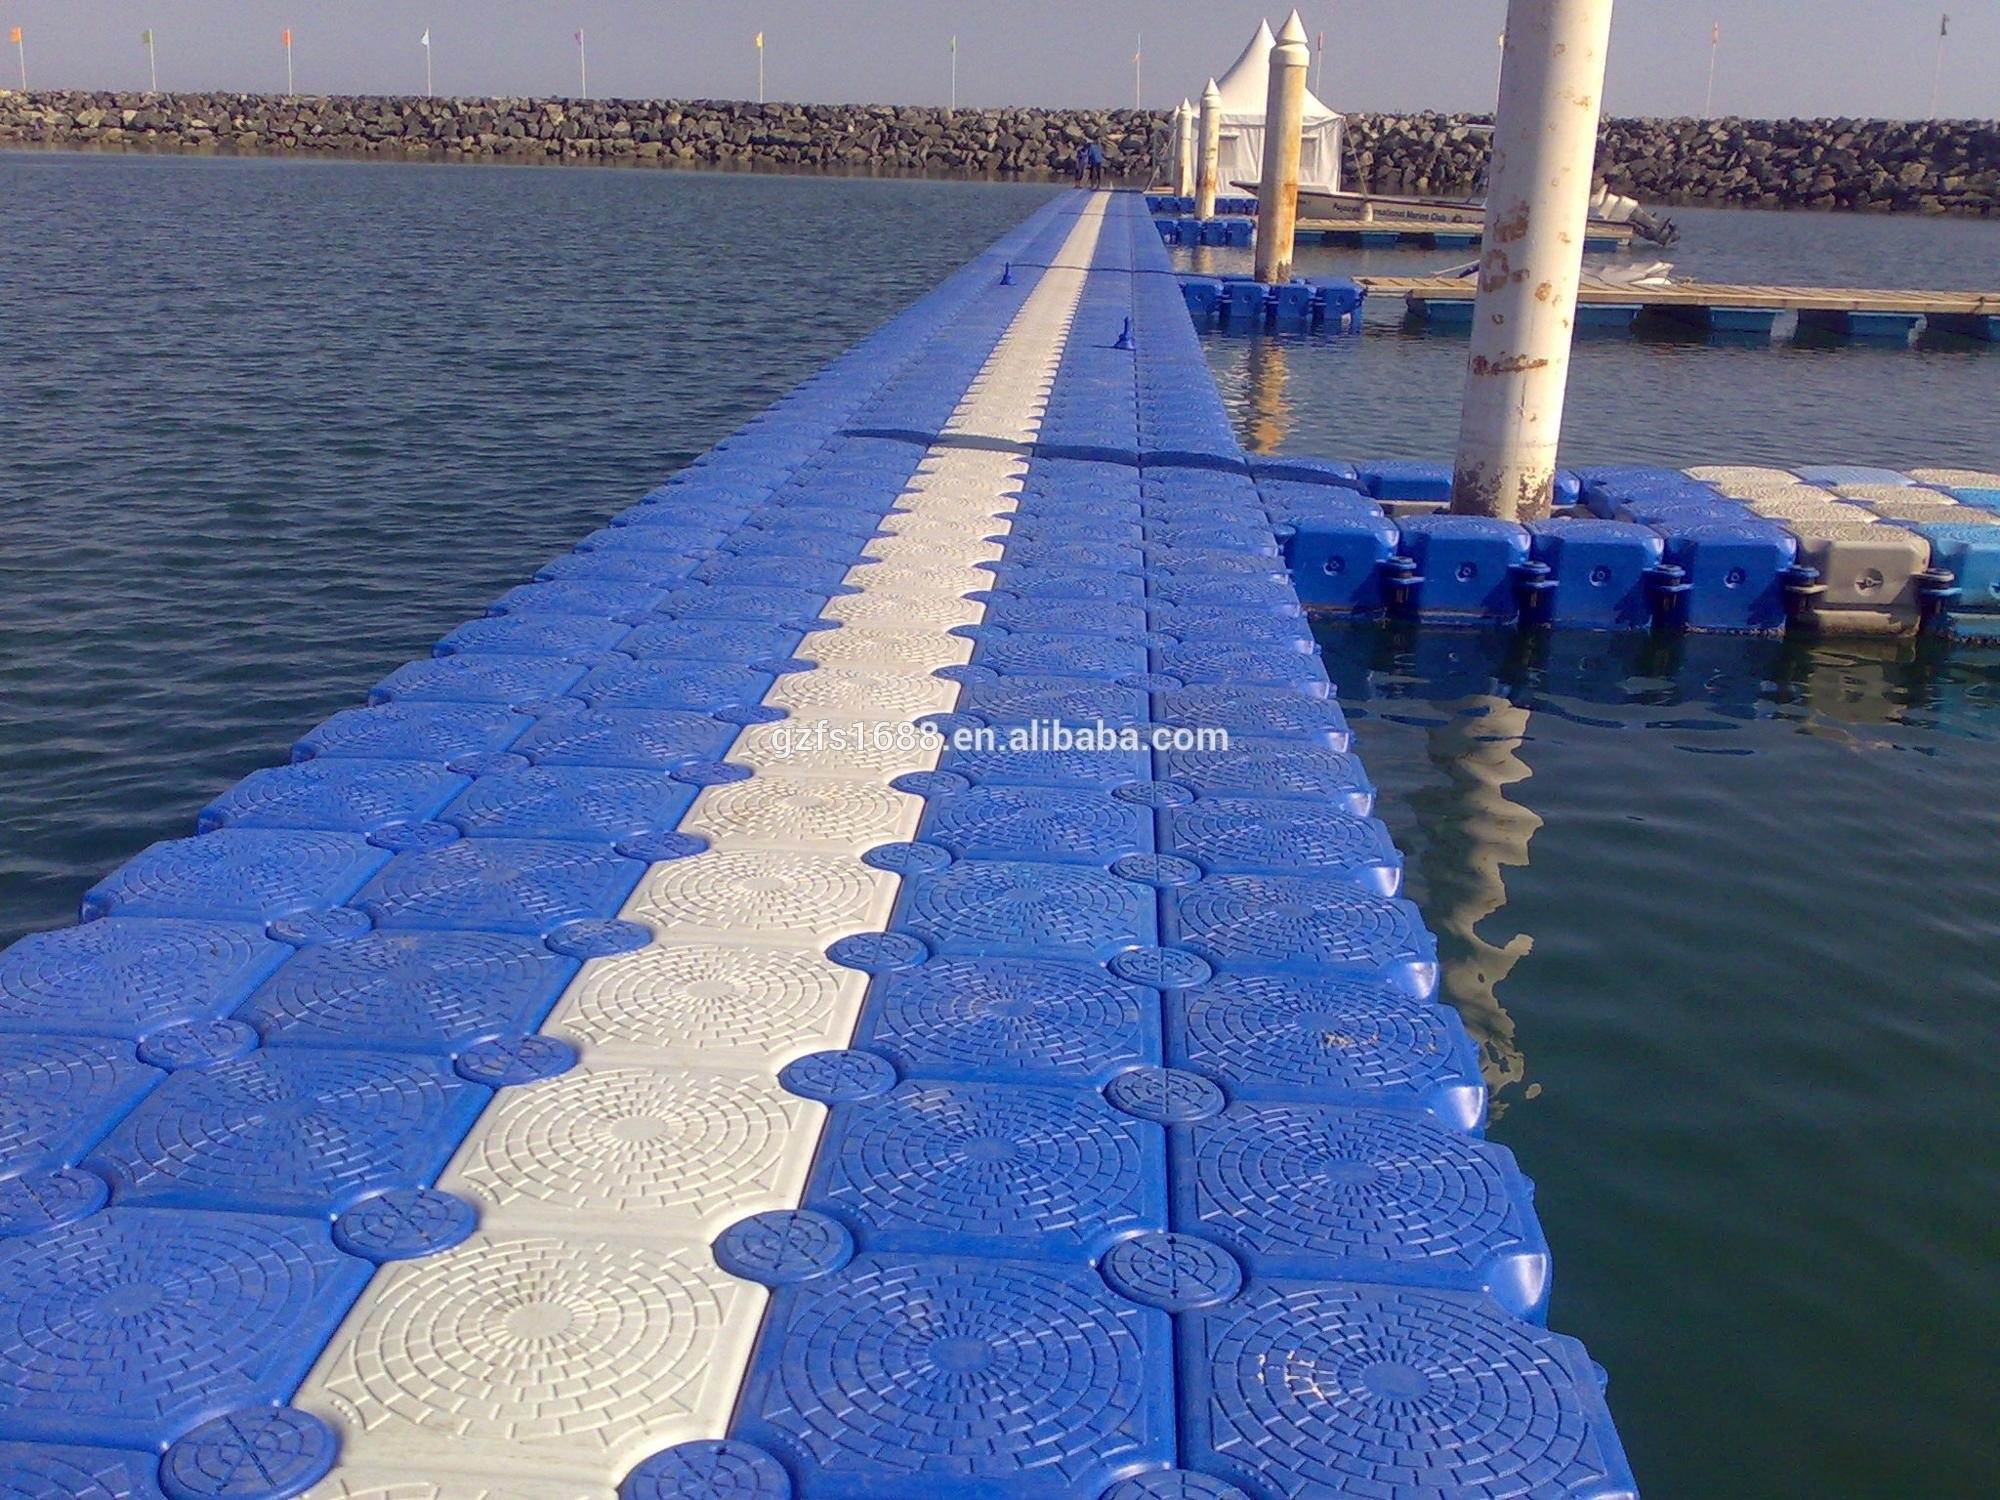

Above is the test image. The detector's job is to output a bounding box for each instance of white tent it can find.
[1208,19,1345,195]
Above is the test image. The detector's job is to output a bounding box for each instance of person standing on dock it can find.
[1073,141,1090,185]
[1087,140,1107,186]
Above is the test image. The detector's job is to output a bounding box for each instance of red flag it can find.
[282,29,292,46]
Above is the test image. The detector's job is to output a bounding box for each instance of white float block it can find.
[1746,498,1878,523]
[1834,483,1956,505]
[800,627,974,671]
[547,939,866,1067]
[436,1061,822,1239]
[864,532,1006,565]
[1685,464,1801,485]
[680,773,923,854]
[624,849,901,946]
[763,663,962,720]
[726,718,944,781]
[304,1470,609,1500]
[1907,467,2000,488]
[839,560,994,599]
[295,1232,761,1487]
[819,589,986,632]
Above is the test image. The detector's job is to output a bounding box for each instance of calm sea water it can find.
[1317,625,2000,1499]
[0,151,1057,937]
[3,152,1997,1496]
[1188,205,2000,468]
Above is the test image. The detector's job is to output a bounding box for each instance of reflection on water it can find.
[1315,620,2000,1497]
[1317,622,2000,1119]
[1317,624,1545,1113]
[1241,338,1291,456]
[1410,695,1540,1114]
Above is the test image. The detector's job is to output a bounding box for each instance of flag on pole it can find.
[575,30,583,44]
[141,29,153,45]
[950,35,957,53]
[282,29,292,46]
[1940,13,1949,36]
[1712,22,1721,45]
[10,26,20,44]
[754,32,764,48]
[420,28,431,47]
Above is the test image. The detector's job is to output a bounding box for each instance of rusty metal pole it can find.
[1253,11,1311,285]
[1449,0,1615,521]
[1195,79,1222,220]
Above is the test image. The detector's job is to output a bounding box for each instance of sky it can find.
[0,1,1991,121]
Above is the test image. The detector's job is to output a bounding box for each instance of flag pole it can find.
[1313,30,1325,98]
[284,29,294,98]
[577,30,587,100]
[11,27,24,91]
[1704,21,1719,118]
[1930,13,1949,120]
[950,36,957,113]
[422,28,432,98]
[146,30,157,92]
[757,32,765,104]
[1134,32,1142,109]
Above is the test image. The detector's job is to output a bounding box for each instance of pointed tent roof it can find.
[1212,16,1339,122]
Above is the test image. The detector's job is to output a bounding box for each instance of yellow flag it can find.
[9,26,21,45]
[755,32,764,48]
[141,29,153,46]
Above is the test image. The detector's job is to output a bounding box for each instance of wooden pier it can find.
[1363,274,2000,340]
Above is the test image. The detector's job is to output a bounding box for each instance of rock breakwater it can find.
[0,91,1160,177]
[2,91,1995,213]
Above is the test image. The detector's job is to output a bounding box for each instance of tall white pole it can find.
[423,31,432,98]
[758,36,765,104]
[1313,31,1325,98]
[1494,32,1505,105]
[950,37,957,112]
[1450,0,1616,521]
[14,29,26,91]
[578,30,588,99]
[1195,77,1222,219]
[147,33,158,92]
[1254,12,1311,285]
[1929,14,1948,119]
[1168,99,1184,197]
[1704,22,1719,118]
[1134,33,1142,109]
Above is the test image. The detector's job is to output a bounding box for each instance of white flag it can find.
[420,28,431,47]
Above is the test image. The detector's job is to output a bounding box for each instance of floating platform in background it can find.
[1146,195,1642,253]
[1368,275,2000,343]
[1158,215,1633,253]
[0,192,1642,1499]
[1279,459,2000,637]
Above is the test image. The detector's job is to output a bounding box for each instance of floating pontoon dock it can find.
[0,191,1643,1499]
[1369,274,2000,340]
[1160,214,1636,253]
